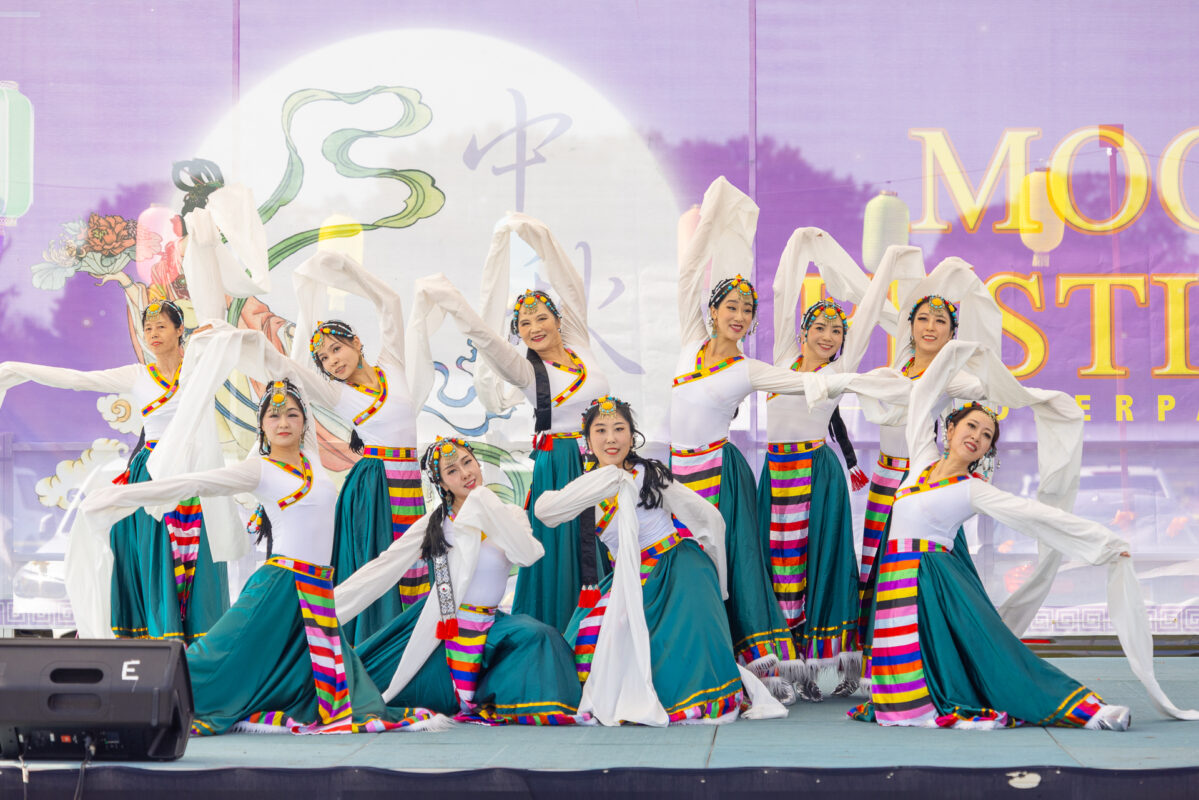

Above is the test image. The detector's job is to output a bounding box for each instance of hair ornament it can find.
[708,274,760,336]
[422,436,475,486]
[509,289,561,336]
[801,299,849,330]
[958,400,999,422]
[268,381,289,411]
[144,299,181,320]
[583,394,629,426]
[309,320,355,354]
[909,294,959,326]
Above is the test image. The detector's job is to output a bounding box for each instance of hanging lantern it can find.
[0,80,34,223]
[861,190,909,273]
[319,214,364,312]
[1019,168,1064,267]
[135,204,180,284]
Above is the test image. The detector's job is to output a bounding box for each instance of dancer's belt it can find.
[361,445,416,461]
[877,453,910,470]
[884,539,948,555]
[670,437,728,457]
[534,430,582,452]
[767,439,824,455]
[266,555,334,581]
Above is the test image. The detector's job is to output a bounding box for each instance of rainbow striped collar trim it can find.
[894,463,972,501]
[264,455,314,509]
[673,343,744,388]
[767,355,825,400]
[547,348,587,407]
[348,367,388,426]
[141,363,181,417]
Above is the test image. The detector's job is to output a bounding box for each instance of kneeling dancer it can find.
[536,396,786,726]
[339,437,587,725]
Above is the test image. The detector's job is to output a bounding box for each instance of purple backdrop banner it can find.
[1,1,1196,633]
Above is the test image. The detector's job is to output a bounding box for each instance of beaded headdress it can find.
[908,294,959,336]
[422,436,475,486]
[509,290,562,336]
[143,299,183,322]
[256,378,307,455]
[582,394,630,426]
[944,401,1001,479]
[799,299,849,362]
[708,274,759,336]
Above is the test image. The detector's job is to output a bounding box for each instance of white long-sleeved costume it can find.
[287,251,425,445]
[0,361,182,441]
[901,341,1198,721]
[333,488,542,702]
[765,227,896,443]
[71,450,335,639]
[410,214,610,434]
[180,183,271,324]
[672,178,909,449]
[534,465,785,726]
[867,246,998,457]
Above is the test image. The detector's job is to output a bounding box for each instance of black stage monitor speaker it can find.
[0,638,193,761]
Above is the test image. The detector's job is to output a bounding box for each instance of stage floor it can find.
[5,657,1199,775]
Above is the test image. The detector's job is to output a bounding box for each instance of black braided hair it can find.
[253,506,274,556]
[580,396,673,510]
[418,438,478,560]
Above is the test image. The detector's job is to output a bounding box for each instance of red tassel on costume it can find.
[578,586,601,609]
[112,470,130,486]
[436,619,448,640]
[443,617,458,639]
[849,466,869,492]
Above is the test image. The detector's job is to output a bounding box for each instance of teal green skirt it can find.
[186,560,403,735]
[564,538,744,721]
[357,596,583,720]
[513,437,610,633]
[110,446,227,642]
[332,456,427,647]
[757,444,860,662]
[851,544,1105,728]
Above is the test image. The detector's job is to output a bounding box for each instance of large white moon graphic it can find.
[194,28,682,446]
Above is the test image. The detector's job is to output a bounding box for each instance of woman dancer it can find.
[756,228,898,701]
[849,398,1136,729]
[854,246,1005,686]
[75,378,443,735]
[336,437,585,725]
[410,214,611,633]
[286,250,430,645]
[535,396,785,726]
[852,339,1198,727]
[672,178,906,699]
[0,300,228,642]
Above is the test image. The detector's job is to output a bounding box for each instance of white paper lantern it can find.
[319,214,364,312]
[0,80,34,221]
[861,190,909,273]
[135,205,179,284]
[1019,168,1064,267]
